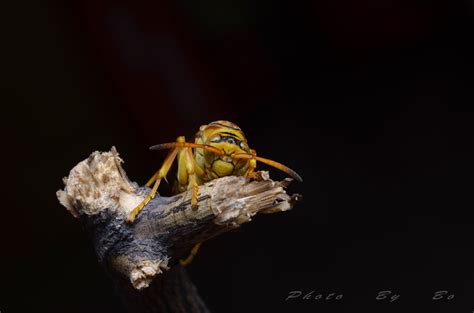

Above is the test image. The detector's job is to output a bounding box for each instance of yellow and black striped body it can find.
[174,120,257,193]
[127,120,302,264]
[127,119,301,228]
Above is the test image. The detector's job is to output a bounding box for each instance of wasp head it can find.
[199,121,250,177]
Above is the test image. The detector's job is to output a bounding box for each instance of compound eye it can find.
[210,135,221,143]
[239,141,247,150]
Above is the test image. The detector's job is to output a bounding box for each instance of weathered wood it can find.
[56,147,300,312]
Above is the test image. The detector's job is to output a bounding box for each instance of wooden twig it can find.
[56,147,301,313]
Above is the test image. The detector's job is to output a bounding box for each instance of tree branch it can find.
[56,147,301,312]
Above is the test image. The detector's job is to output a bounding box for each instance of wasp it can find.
[127,120,302,263]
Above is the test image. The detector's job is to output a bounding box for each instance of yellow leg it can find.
[180,242,202,266]
[146,149,176,187]
[127,176,162,223]
[176,148,202,265]
[189,174,199,209]
[185,147,200,209]
[126,144,180,223]
[245,149,258,179]
[145,173,157,187]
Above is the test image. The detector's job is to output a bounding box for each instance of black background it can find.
[2,1,474,312]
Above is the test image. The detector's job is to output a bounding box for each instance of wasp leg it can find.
[184,147,200,210]
[145,173,157,187]
[177,148,203,266]
[175,145,201,208]
[244,149,258,179]
[126,142,181,223]
[180,242,202,266]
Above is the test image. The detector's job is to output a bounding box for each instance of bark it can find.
[56,147,301,312]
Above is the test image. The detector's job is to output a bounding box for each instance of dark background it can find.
[2,0,474,312]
